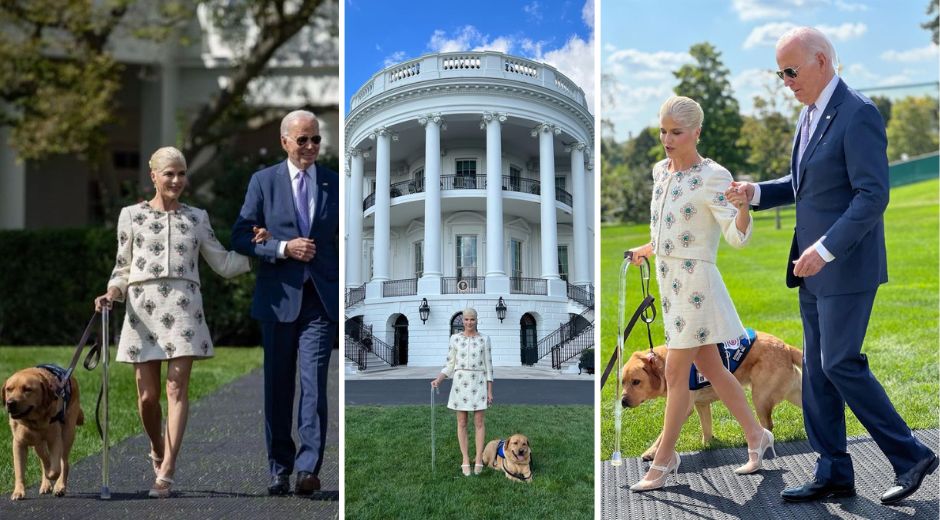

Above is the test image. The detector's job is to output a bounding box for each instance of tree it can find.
[886,96,940,161]
[870,95,893,126]
[925,1,939,45]
[673,42,746,174]
[0,0,337,221]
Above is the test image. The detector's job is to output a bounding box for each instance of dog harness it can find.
[688,328,757,391]
[495,439,532,481]
[496,439,506,458]
[37,364,71,424]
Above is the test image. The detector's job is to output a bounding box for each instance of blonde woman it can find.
[627,96,772,491]
[431,308,494,476]
[94,147,266,497]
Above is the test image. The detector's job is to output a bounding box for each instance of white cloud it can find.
[743,22,797,49]
[817,22,867,41]
[606,48,693,81]
[542,34,596,111]
[733,0,868,21]
[844,62,878,83]
[523,1,543,22]
[428,26,487,53]
[383,51,407,67]
[732,0,791,21]
[834,0,868,12]
[881,44,940,63]
[582,0,595,29]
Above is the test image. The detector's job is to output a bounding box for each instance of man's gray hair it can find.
[280,110,317,136]
[777,27,838,74]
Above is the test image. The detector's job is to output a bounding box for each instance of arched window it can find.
[450,312,464,336]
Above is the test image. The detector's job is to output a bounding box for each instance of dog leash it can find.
[600,254,657,389]
[501,457,532,481]
[46,311,104,424]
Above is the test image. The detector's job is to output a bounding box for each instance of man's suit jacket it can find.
[232,160,339,323]
[756,78,889,296]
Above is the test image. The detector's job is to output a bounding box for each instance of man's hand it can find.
[792,246,826,278]
[286,238,316,261]
[725,181,754,207]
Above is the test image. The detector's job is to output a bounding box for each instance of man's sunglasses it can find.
[775,65,804,80]
[288,135,322,146]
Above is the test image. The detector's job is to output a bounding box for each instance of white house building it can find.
[345,51,595,371]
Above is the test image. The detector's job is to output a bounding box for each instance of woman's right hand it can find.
[628,243,653,266]
[431,375,442,388]
[94,287,121,312]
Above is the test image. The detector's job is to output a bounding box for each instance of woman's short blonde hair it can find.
[462,308,478,319]
[149,146,187,173]
[659,96,704,129]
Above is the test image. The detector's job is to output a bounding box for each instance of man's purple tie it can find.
[797,103,816,172]
[294,170,310,236]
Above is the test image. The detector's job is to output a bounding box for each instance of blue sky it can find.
[602,0,940,141]
[344,0,596,112]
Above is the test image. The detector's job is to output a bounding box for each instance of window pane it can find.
[557,245,569,282]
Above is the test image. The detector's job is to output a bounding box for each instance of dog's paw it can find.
[10,487,25,501]
[641,448,657,461]
[39,481,52,494]
[53,485,66,497]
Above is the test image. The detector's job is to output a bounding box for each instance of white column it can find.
[533,123,560,280]
[346,149,365,287]
[482,112,509,293]
[568,142,589,285]
[418,114,444,288]
[369,127,393,282]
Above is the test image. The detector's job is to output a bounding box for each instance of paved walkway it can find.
[602,429,939,520]
[345,376,593,405]
[345,364,594,380]
[0,354,339,520]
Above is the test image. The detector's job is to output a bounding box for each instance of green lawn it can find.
[600,178,939,460]
[0,346,262,493]
[345,405,593,520]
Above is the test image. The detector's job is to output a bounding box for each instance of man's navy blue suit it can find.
[232,160,339,479]
[755,78,931,485]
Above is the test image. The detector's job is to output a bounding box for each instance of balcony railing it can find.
[383,278,418,297]
[362,174,572,210]
[538,308,594,369]
[441,277,485,294]
[510,277,547,295]
[345,284,366,307]
[350,51,588,111]
[346,319,398,367]
[567,283,594,309]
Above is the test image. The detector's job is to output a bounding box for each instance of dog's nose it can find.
[621,396,631,408]
[5,400,16,411]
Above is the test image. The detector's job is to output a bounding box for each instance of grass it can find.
[0,346,263,493]
[600,178,939,460]
[345,404,593,520]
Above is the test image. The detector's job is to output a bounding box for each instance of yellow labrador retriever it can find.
[482,433,532,482]
[620,331,802,460]
[3,367,84,500]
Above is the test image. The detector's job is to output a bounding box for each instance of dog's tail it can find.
[788,346,803,368]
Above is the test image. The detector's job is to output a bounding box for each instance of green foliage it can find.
[0,225,261,345]
[886,95,940,161]
[346,405,593,520]
[871,95,893,126]
[674,42,746,175]
[738,87,798,182]
[925,0,939,45]
[601,127,662,224]
[600,179,939,459]
[0,346,262,493]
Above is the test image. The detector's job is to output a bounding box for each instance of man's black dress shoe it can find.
[268,475,290,496]
[295,471,321,496]
[781,479,856,502]
[881,453,939,504]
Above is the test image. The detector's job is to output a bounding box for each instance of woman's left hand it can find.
[251,226,271,244]
[487,391,493,405]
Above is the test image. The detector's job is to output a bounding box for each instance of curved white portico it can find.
[345,51,594,370]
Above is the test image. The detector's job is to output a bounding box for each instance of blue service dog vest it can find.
[37,364,71,423]
[496,439,506,459]
[688,328,757,391]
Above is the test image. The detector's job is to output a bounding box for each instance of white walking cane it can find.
[431,385,440,472]
[100,307,111,500]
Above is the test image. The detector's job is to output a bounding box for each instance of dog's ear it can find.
[40,372,57,409]
[641,355,664,392]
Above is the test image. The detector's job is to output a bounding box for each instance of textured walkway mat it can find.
[601,429,938,519]
[0,355,339,519]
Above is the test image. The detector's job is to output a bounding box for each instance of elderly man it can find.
[728,27,936,505]
[232,110,339,496]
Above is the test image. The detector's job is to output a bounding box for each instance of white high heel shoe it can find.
[734,428,776,475]
[630,453,681,492]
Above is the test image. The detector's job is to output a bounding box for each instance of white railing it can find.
[349,51,588,111]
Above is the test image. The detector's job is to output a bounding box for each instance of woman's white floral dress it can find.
[440,333,494,411]
[648,158,751,349]
[106,202,250,363]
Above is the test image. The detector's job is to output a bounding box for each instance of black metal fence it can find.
[510,277,547,295]
[551,322,594,369]
[345,319,399,367]
[360,174,574,210]
[441,276,485,294]
[537,308,595,369]
[567,282,594,308]
[344,333,367,370]
[346,284,366,307]
[383,278,418,297]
